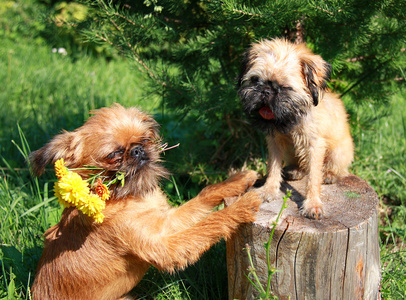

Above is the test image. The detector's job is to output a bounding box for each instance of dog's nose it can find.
[262,89,272,96]
[130,146,147,161]
[262,87,275,98]
[262,82,280,97]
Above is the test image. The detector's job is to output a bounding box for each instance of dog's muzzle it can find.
[131,146,149,165]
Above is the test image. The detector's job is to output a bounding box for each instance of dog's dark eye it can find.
[282,85,293,91]
[106,150,124,160]
[250,76,259,83]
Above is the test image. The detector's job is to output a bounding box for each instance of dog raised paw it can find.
[225,170,259,191]
[231,190,262,223]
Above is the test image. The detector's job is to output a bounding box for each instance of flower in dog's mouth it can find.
[53,158,109,223]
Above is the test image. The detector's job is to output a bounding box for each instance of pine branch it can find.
[112,12,140,27]
[313,6,341,16]
[95,0,165,85]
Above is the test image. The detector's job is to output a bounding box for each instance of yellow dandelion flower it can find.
[95,178,110,201]
[54,182,71,208]
[78,193,106,217]
[54,171,90,207]
[53,160,108,223]
[54,158,69,179]
[92,212,105,224]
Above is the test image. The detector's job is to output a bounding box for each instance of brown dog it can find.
[29,104,261,299]
[238,38,354,219]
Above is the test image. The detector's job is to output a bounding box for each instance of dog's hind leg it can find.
[323,137,354,184]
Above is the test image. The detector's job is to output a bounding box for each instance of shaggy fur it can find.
[29,104,261,299]
[238,38,354,219]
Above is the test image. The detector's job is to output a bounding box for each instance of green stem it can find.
[246,245,266,294]
[265,190,291,297]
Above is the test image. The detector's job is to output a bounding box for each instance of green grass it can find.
[352,91,406,244]
[352,93,406,204]
[0,37,160,168]
[351,91,406,299]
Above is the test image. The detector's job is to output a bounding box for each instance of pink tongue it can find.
[259,107,275,120]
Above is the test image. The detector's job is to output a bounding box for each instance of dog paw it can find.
[232,190,262,223]
[226,170,259,190]
[283,165,306,181]
[300,200,324,219]
[200,170,259,205]
[323,172,338,184]
[255,186,283,202]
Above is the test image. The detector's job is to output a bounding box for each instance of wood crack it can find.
[294,232,303,300]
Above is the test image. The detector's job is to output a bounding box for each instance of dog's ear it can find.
[301,55,331,106]
[29,131,79,176]
[236,50,253,88]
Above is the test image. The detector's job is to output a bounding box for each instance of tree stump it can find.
[226,175,381,300]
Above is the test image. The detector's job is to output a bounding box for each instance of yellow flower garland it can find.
[53,158,110,223]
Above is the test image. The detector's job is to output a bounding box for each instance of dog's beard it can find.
[90,145,169,200]
[239,84,310,134]
[104,159,168,199]
[111,160,168,199]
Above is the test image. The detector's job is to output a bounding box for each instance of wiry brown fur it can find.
[238,39,354,219]
[29,104,261,299]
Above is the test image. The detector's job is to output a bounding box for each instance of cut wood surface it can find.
[226,175,381,300]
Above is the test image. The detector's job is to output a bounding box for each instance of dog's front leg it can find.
[137,191,261,273]
[301,137,326,219]
[261,135,284,201]
[174,170,258,213]
[165,170,258,232]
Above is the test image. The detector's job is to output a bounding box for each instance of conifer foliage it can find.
[81,0,406,170]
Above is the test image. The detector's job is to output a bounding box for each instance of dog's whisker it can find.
[158,143,180,153]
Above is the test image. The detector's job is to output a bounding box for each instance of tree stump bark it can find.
[226,175,381,300]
